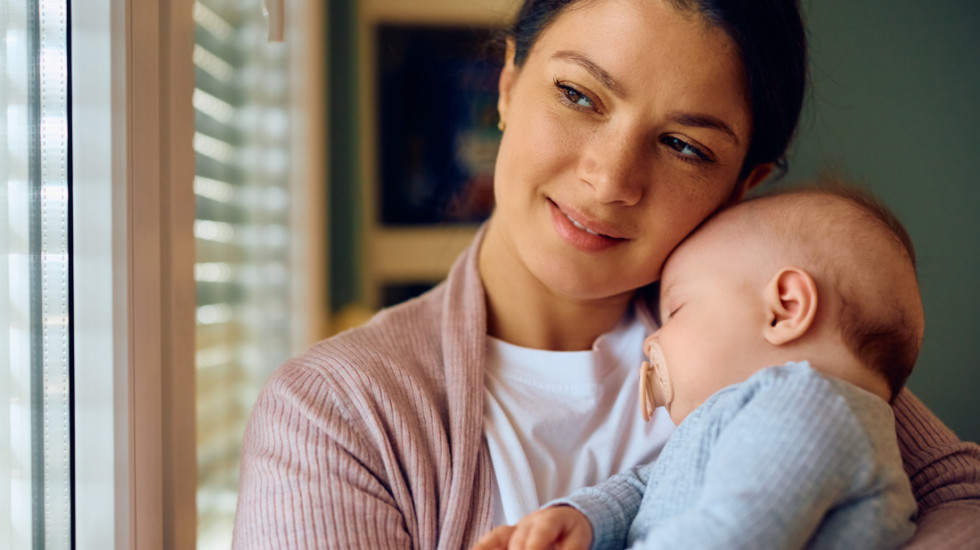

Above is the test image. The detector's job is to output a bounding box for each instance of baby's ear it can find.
[763,267,818,346]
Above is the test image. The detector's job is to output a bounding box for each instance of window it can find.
[2,0,72,547]
[5,0,325,547]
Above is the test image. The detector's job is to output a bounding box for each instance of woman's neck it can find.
[478,221,634,351]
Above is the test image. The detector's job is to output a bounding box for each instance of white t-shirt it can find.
[483,305,676,526]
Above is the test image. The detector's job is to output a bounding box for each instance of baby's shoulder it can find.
[705,362,834,411]
[691,362,872,438]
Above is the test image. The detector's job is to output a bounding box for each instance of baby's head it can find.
[640,184,924,424]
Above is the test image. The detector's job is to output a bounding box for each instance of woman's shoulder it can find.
[260,283,455,411]
[254,233,488,432]
[240,284,481,500]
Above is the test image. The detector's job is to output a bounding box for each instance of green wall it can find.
[783,0,979,441]
[328,0,364,313]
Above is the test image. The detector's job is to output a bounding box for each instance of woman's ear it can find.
[764,266,818,346]
[728,162,775,203]
[497,38,518,127]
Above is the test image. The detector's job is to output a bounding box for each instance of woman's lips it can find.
[548,199,628,252]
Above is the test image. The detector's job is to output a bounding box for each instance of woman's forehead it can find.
[526,0,751,131]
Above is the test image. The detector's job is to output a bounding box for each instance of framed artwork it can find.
[375,23,503,226]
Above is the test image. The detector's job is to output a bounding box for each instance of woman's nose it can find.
[575,126,646,206]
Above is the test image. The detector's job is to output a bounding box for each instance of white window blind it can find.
[193,1,297,547]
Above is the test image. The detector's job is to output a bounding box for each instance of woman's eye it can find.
[557,82,595,109]
[662,136,709,162]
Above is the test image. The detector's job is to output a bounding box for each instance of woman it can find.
[233,1,980,548]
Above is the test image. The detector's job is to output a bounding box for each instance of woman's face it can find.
[487,0,770,301]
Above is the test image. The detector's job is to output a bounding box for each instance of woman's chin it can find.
[532,262,641,303]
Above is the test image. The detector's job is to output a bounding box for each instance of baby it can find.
[474,185,922,550]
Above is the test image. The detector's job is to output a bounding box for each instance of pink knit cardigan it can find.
[233,231,980,549]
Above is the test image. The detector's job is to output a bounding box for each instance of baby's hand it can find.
[471,506,593,550]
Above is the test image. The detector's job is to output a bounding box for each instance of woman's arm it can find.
[893,390,980,548]
[232,364,414,550]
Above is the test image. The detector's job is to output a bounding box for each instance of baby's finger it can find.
[471,525,516,550]
[553,523,592,550]
[513,521,564,550]
[507,520,540,550]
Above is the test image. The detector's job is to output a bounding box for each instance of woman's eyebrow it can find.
[552,50,625,97]
[552,51,740,145]
[665,111,739,145]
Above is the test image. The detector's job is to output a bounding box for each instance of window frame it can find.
[71,1,326,547]
[72,0,198,547]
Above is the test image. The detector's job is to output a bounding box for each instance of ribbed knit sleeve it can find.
[233,358,418,549]
[232,228,495,549]
[893,389,980,548]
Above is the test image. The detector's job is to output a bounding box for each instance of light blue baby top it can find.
[553,361,917,550]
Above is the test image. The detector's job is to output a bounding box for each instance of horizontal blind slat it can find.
[193,0,295,547]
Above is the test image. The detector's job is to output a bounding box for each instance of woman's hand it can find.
[471,506,593,550]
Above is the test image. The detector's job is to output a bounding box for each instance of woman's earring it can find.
[497,119,506,132]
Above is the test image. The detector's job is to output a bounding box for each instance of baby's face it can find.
[644,224,770,424]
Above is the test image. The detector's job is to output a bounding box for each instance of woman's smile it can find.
[548,198,629,252]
